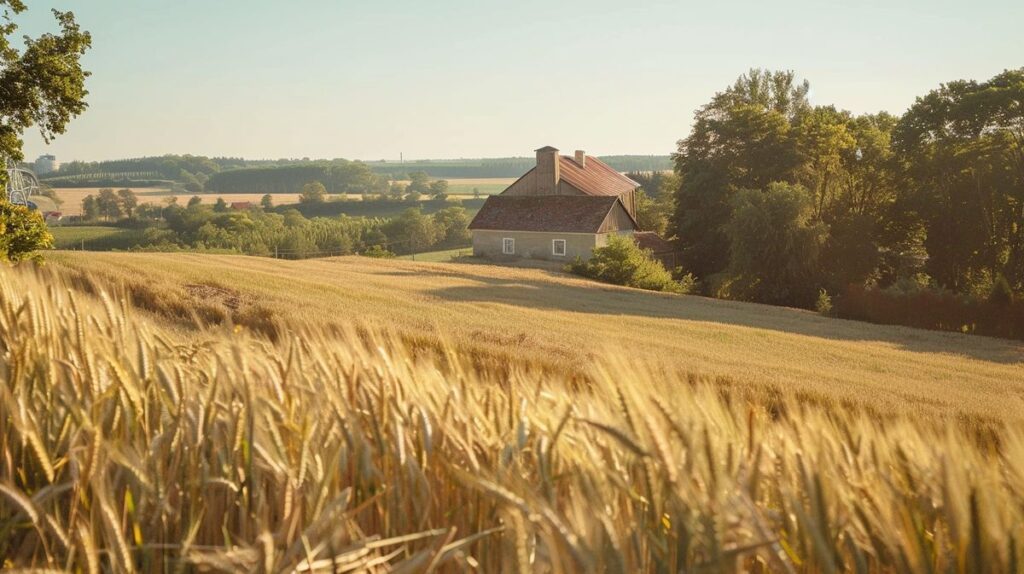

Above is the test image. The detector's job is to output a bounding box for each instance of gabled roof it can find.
[469,195,628,233]
[557,154,640,197]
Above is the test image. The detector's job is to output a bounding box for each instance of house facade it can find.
[469,146,642,262]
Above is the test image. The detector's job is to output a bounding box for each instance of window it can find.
[502,237,515,254]
[552,239,567,256]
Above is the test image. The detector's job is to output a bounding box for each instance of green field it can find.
[49,225,144,250]
[279,197,485,219]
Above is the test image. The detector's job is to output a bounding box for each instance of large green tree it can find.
[724,183,827,307]
[893,68,1024,293]
[672,70,808,278]
[0,1,90,169]
[0,1,89,262]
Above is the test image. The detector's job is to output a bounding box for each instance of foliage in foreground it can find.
[569,234,688,293]
[2,267,1023,572]
[0,200,53,263]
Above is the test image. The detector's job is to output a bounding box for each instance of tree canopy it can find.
[0,1,89,263]
[672,67,1024,313]
[0,1,91,165]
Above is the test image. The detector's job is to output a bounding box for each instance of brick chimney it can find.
[535,146,560,195]
[574,150,586,168]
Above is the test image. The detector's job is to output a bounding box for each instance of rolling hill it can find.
[47,251,1024,424]
[6,251,1024,570]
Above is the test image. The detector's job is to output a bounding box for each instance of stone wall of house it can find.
[472,229,633,262]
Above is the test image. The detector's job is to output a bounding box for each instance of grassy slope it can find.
[397,247,472,262]
[48,251,1024,424]
[50,226,143,249]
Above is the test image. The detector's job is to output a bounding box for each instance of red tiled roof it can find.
[634,231,675,253]
[469,195,621,233]
[558,155,639,197]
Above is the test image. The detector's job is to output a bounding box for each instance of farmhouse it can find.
[469,146,646,262]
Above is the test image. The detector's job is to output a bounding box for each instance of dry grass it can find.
[3,257,1024,571]
[47,252,1024,425]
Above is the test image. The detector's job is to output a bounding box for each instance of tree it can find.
[260,194,273,209]
[299,181,327,204]
[179,169,202,192]
[673,99,800,277]
[214,197,228,212]
[0,201,52,262]
[81,194,98,220]
[386,207,440,252]
[187,195,202,207]
[724,183,827,307]
[0,1,90,262]
[716,69,811,121]
[407,171,431,194]
[0,2,91,168]
[95,188,122,220]
[795,106,856,218]
[429,179,449,199]
[635,190,671,236]
[432,206,470,244]
[820,213,880,292]
[893,68,1024,293]
[117,188,138,217]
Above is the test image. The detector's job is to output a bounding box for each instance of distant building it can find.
[469,146,671,263]
[230,201,255,210]
[34,154,59,174]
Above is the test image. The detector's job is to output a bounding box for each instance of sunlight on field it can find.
[47,252,1024,423]
[4,257,1024,571]
[50,188,305,215]
[397,247,472,262]
[50,178,511,215]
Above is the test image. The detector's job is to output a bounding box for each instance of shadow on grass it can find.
[383,265,1024,366]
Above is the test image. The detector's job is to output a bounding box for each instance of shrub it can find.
[815,289,833,316]
[569,234,686,293]
[835,284,1024,340]
[0,201,53,263]
[362,244,394,258]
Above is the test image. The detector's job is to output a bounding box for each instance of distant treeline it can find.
[68,190,474,258]
[39,154,672,191]
[37,152,671,190]
[364,155,673,178]
[205,161,389,194]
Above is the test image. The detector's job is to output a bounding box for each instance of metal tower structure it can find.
[5,159,40,208]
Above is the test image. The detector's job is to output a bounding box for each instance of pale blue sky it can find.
[17,0,1024,162]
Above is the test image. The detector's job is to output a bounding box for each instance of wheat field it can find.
[47,252,1024,424]
[2,254,1024,571]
